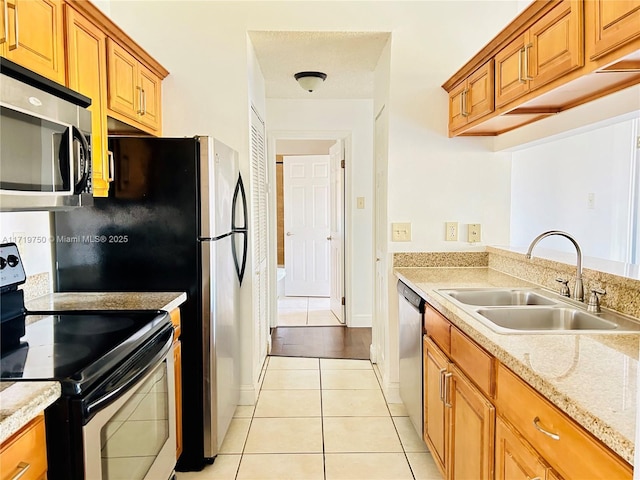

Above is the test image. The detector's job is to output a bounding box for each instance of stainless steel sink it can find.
[476,307,618,331]
[436,287,640,334]
[440,288,556,306]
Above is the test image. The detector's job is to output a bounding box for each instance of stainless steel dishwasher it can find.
[397,279,426,437]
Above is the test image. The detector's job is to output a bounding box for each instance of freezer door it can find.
[199,137,239,239]
[201,234,240,458]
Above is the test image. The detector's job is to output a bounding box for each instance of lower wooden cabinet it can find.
[0,414,47,480]
[173,339,183,459]
[423,335,495,480]
[423,335,448,476]
[170,308,183,460]
[496,416,549,480]
[448,364,495,480]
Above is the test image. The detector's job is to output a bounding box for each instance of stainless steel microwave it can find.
[0,58,93,211]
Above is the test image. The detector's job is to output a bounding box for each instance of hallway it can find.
[176,357,442,480]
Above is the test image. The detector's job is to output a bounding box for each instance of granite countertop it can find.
[0,381,61,443]
[25,291,187,313]
[1,291,187,444]
[395,266,638,465]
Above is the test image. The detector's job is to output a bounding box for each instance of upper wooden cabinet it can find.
[495,0,583,108]
[65,5,110,197]
[0,0,65,84]
[590,0,640,60]
[107,39,162,134]
[443,0,640,136]
[449,61,494,135]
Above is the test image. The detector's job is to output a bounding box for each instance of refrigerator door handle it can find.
[231,174,248,232]
[231,231,247,286]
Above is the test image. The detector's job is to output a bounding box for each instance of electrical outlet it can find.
[468,224,481,243]
[392,223,411,242]
[445,222,458,241]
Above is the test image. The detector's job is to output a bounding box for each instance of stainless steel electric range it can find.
[0,243,177,480]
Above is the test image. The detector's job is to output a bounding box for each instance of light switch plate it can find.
[445,222,458,241]
[392,223,411,242]
[468,224,481,243]
[357,197,365,209]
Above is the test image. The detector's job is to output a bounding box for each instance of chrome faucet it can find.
[525,230,584,302]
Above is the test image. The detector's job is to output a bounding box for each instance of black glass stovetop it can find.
[0,310,171,396]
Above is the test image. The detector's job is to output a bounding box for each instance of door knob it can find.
[327,236,332,240]
[286,232,294,236]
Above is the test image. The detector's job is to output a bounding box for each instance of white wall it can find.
[267,99,374,328]
[106,0,519,399]
[0,212,52,278]
[510,118,637,262]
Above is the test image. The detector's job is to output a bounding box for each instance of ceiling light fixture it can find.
[294,71,327,93]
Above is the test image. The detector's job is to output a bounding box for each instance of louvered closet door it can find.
[250,106,268,362]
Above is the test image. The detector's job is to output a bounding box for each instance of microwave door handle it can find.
[58,128,73,193]
[72,126,90,194]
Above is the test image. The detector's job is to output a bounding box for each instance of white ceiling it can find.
[249,31,390,99]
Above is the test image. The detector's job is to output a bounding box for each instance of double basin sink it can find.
[437,288,640,334]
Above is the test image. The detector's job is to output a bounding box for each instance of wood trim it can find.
[64,0,169,79]
[442,0,562,91]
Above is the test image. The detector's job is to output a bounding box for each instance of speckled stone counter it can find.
[395,267,638,465]
[0,381,60,443]
[25,291,187,314]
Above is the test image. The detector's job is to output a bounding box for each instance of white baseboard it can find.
[383,380,401,404]
[238,384,258,406]
[349,313,372,328]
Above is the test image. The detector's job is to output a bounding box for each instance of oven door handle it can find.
[81,326,173,423]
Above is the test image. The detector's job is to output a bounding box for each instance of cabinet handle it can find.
[7,0,17,51]
[107,151,115,182]
[9,462,31,480]
[524,43,534,81]
[443,372,453,408]
[142,88,147,116]
[461,90,469,117]
[518,47,526,83]
[533,416,560,440]
[136,86,143,115]
[438,368,447,401]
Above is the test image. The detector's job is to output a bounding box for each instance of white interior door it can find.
[329,141,345,323]
[284,155,331,297]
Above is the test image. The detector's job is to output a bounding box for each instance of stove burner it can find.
[55,316,136,335]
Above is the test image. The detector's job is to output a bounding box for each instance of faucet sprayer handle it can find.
[555,277,570,297]
[587,287,606,313]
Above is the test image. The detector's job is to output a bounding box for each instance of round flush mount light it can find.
[294,71,327,93]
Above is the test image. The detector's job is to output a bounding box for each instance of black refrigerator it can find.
[53,136,247,471]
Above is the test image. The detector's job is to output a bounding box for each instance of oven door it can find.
[82,327,176,480]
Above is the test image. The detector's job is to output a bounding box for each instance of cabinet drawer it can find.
[450,327,494,398]
[496,364,632,479]
[424,304,450,354]
[0,414,47,480]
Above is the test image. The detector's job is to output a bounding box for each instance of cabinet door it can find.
[0,414,48,480]
[495,33,529,108]
[466,60,494,123]
[174,339,183,459]
[591,0,640,60]
[4,0,65,84]
[448,82,468,133]
[137,63,161,131]
[65,7,110,197]
[107,39,140,123]
[447,365,495,480]
[495,416,547,480]
[423,335,449,477]
[529,0,583,91]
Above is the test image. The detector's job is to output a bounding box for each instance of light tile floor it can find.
[277,297,343,326]
[176,357,443,480]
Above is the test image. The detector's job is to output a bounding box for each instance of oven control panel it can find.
[0,243,26,289]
